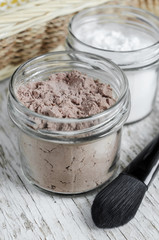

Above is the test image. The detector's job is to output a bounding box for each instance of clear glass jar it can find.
[8,51,130,194]
[66,3,159,124]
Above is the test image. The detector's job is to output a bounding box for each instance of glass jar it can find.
[66,3,159,124]
[8,51,130,194]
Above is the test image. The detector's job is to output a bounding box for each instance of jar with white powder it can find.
[66,3,159,123]
[8,51,130,194]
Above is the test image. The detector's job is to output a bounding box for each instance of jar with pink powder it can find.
[8,51,130,194]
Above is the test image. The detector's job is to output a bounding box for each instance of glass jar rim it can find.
[9,50,129,125]
[68,4,159,54]
[8,50,130,143]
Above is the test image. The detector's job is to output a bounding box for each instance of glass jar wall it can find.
[8,51,130,194]
[66,4,159,123]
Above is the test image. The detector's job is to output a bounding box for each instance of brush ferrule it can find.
[123,134,159,186]
[144,161,159,186]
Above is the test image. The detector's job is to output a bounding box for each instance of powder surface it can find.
[75,23,155,51]
[17,70,115,119]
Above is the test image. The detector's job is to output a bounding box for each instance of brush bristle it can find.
[91,173,147,228]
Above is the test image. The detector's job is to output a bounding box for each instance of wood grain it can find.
[0,78,159,240]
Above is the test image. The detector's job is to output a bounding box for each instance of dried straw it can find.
[0,0,158,81]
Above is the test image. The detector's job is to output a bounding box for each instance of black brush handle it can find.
[123,134,159,187]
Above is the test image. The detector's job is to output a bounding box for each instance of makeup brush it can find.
[91,134,159,228]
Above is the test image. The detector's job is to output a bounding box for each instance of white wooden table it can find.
[0,77,159,240]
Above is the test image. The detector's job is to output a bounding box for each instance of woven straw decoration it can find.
[0,0,158,81]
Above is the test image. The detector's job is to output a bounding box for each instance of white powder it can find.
[76,23,155,51]
[126,69,157,123]
[74,23,158,123]
[90,30,140,51]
